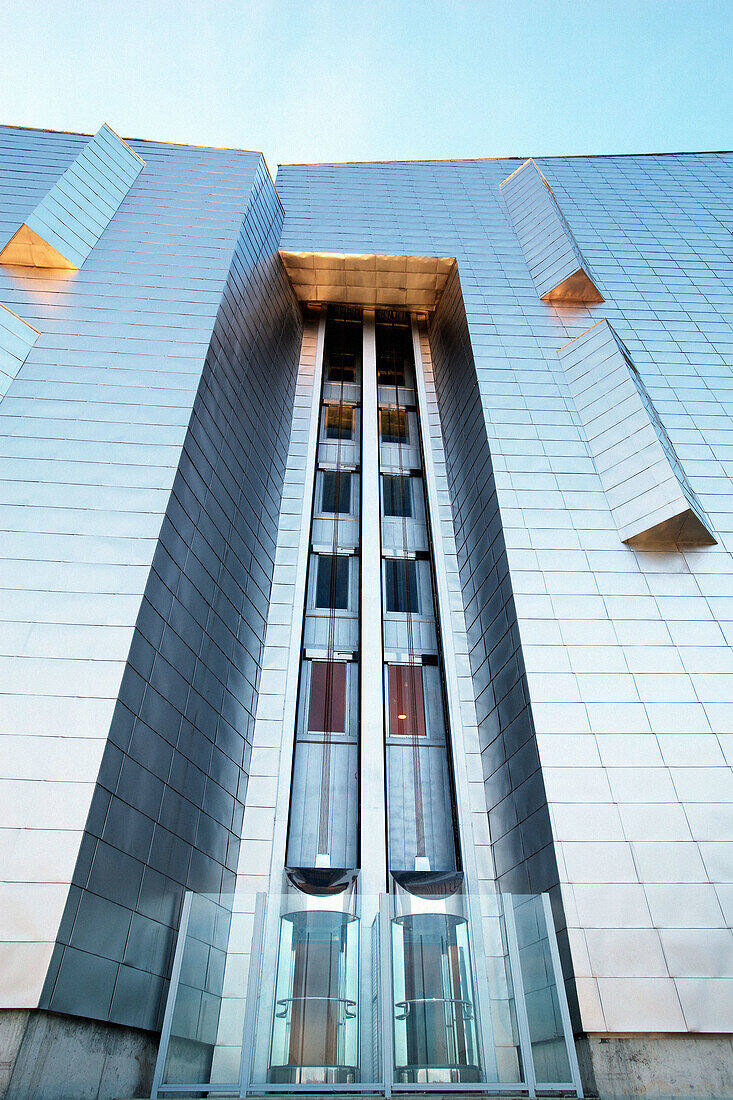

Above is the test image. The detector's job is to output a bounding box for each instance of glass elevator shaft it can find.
[286,308,362,886]
[275,307,476,1086]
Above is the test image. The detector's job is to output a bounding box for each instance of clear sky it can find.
[2,0,731,169]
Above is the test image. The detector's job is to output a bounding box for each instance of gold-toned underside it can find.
[0,224,78,269]
[625,507,717,549]
[279,251,455,311]
[542,266,604,304]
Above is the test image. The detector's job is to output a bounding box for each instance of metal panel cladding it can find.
[0,123,145,269]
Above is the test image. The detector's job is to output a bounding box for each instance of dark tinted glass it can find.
[377,360,406,387]
[385,558,419,613]
[325,314,361,385]
[376,320,412,387]
[325,405,354,440]
[321,471,351,514]
[380,408,409,445]
[383,474,412,517]
[315,555,349,609]
[327,353,356,383]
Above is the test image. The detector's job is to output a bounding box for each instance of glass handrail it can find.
[150,891,583,1099]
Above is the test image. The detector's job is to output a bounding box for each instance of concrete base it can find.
[0,1008,156,1100]
[577,1033,733,1099]
[5,1017,733,1100]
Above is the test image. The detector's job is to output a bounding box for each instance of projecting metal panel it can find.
[0,303,39,400]
[559,319,715,547]
[500,159,603,302]
[1,124,144,269]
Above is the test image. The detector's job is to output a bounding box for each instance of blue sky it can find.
[2,0,731,169]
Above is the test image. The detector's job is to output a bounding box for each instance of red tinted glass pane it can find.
[308,661,347,733]
[388,664,426,736]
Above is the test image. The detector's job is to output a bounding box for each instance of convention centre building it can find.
[0,124,731,1100]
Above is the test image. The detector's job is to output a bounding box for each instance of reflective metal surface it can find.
[559,318,715,546]
[1,124,732,1053]
[0,125,300,1023]
[277,151,733,1035]
[1,123,144,269]
[0,301,39,399]
[500,159,603,303]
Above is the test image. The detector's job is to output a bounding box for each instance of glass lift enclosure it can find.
[392,910,480,1084]
[269,906,360,1084]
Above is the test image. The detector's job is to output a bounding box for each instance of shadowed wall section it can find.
[39,161,302,1034]
[428,266,573,1003]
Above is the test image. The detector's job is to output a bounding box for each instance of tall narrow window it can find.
[388,665,426,737]
[380,408,409,445]
[325,405,354,440]
[315,555,349,610]
[385,558,419,614]
[321,471,351,514]
[383,474,412,517]
[308,661,347,734]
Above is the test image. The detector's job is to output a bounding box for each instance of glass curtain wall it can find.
[275,308,363,1085]
[286,306,363,884]
[376,313,460,884]
[375,312,477,1085]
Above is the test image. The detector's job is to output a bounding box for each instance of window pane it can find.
[315,555,349,609]
[321,471,351,514]
[308,661,346,733]
[325,405,354,440]
[376,321,412,388]
[380,408,409,445]
[377,358,406,387]
[383,474,412,517]
[386,558,419,613]
[388,664,426,736]
[327,352,356,383]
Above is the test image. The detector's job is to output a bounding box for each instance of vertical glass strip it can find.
[286,307,363,878]
[376,310,461,881]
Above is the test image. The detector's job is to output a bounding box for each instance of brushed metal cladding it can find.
[0,303,39,400]
[1,124,144,269]
[386,740,456,872]
[500,159,603,303]
[38,159,301,1031]
[279,250,454,309]
[560,319,715,547]
[429,265,561,898]
[385,661,457,874]
[276,150,733,1034]
[0,126,272,1009]
[287,738,359,867]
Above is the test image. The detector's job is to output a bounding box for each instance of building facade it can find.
[0,125,732,1100]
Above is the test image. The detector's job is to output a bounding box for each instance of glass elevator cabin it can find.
[151,305,583,1100]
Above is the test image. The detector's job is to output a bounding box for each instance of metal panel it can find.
[0,303,39,400]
